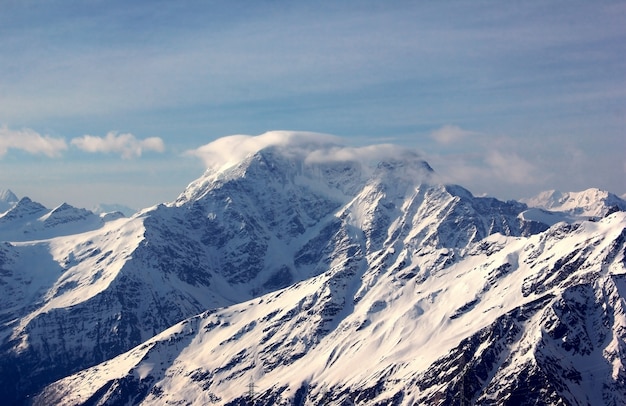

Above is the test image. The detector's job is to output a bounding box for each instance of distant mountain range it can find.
[0,133,624,405]
[521,188,626,218]
[91,203,137,218]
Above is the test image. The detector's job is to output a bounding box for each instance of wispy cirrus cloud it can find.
[71,132,165,159]
[0,125,67,157]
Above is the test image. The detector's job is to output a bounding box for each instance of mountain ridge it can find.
[522,188,626,218]
[0,133,624,405]
[34,211,626,405]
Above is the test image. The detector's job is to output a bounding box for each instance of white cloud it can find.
[430,125,475,145]
[485,150,537,184]
[71,132,165,159]
[0,125,67,157]
[425,143,545,200]
[426,126,542,189]
[185,130,429,169]
[185,131,434,184]
[185,131,341,171]
[305,143,420,165]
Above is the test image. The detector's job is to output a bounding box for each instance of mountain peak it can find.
[40,203,99,229]
[523,187,626,217]
[187,131,341,175]
[0,189,19,213]
[179,131,435,205]
[1,196,48,219]
[91,203,136,217]
[0,188,18,203]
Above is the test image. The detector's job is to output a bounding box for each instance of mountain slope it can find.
[35,211,626,405]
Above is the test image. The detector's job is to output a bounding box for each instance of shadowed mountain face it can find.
[0,137,624,405]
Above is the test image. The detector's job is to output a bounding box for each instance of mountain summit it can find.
[0,133,624,405]
[523,188,626,218]
[0,189,18,213]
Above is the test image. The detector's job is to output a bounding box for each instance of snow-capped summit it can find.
[0,196,48,223]
[523,188,626,218]
[0,189,18,213]
[40,202,101,228]
[177,131,435,207]
[0,199,106,241]
[91,203,136,217]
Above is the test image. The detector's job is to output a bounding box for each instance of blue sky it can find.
[1,0,624,209]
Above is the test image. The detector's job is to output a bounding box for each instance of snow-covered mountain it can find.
[523,189,626,218]
[0,198,112,241]
[0,189,19,214]
[92,203,136,217]
[35,212,626,406]
[0,132,624,405]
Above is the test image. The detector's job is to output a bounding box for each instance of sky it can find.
[0,0,624,210]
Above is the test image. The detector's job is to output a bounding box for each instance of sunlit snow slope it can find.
[37,212,626,406]
[0,132,624,405]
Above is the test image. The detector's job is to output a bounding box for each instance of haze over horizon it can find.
[1,1,624,210]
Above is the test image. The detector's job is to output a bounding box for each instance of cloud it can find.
[186,130,423,168]
[430,125,475,145]
[71,132,165,158]
[185,131,341,171]
[425,142,547,201]
[186,131,434,184]
[485,150,537,184]
[0,125,67,157]
[305,143,420,165]
[426,125,540,186]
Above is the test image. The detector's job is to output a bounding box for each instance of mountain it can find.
[92,203,136,217]
[0,199,110,241]
[0,132,624,405]
[0,189,19,214]
[523,189,626,218]
[35,212,626,406]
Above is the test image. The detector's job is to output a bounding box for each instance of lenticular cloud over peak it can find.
[178,131,436,207]
[186,130,426,174]
[185,131,339,171]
